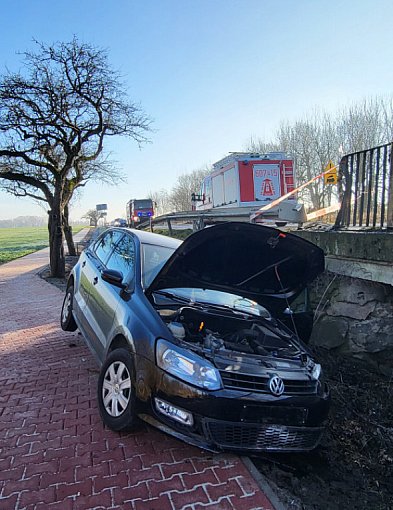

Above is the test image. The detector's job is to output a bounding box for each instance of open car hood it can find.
[146,222,324,313]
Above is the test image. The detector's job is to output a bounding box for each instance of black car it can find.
[61,222,330,452]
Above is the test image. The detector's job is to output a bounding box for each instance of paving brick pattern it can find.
[0,237,274,510]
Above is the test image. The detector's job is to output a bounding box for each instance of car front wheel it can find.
[61,284,78,332]
[97,348,137,431]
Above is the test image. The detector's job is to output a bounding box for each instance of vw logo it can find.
[269,375,285,396]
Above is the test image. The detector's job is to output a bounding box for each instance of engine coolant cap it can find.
[167,322,186,340]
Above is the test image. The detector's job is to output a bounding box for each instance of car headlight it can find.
[312,365,328,396]
[311,363,321,380]
[156,339,222,390]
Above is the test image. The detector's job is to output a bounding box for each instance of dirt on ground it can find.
[38,255,79,291]
[252,348,393,510]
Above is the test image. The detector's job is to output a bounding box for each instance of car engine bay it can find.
[157,304,311,368]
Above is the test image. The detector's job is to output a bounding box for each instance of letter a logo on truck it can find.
[254,163,281,201]
[261,178,275,197]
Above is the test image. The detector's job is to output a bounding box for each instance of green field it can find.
[0,226,85,265]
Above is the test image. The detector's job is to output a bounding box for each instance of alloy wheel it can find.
[102,361,132,417]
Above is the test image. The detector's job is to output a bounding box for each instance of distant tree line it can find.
[247,96,393,211]
[0,216,46,228]
[0,216,89,228]
[148,167,211,215]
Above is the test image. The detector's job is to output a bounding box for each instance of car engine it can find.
[158,305,306,362]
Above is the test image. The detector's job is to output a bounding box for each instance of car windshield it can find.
[157,287,271,319]
[141,243,176,288]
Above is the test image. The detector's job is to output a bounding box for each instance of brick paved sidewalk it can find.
[0,234,275,510]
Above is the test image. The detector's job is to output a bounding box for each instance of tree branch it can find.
[0,170,53,205]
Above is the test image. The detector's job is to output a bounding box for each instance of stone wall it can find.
[294,230,393,264]
[309,271,393,376]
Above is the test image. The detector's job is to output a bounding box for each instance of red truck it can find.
[126,199,154,227]
[194,152,305,224]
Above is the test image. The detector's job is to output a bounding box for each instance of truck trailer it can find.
[195,152,306,224]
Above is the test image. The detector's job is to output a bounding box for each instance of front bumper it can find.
[136,367,330,453]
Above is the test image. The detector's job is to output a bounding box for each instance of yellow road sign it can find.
[325,160,336,172]
[324,160,337,185]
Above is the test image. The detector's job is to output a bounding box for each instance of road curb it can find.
[241,456,287,510]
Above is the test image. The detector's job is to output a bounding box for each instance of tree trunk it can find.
[48,196,65,278]
[63,204,76,256]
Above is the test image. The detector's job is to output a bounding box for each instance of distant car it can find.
[112,218,127,227]
[61,223,330,453]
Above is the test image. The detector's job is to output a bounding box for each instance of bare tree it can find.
[276,112,340,210]
[82,209,102,227]
[148,189,171,216]
[337,96,393,152]
[169,167,211,212]
[246,136,281,154]
[0,38,150,277]
[246,96,393,211]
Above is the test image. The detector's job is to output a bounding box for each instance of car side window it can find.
[106,234,135,281]
[94,230,124,265]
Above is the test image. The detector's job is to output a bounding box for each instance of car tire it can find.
[61,284,78,332]
[97,348,137,431]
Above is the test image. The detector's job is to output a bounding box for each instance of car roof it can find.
[107,227,182,249]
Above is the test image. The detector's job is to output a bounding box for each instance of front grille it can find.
[205,421,323,452]
[220,371,317,395]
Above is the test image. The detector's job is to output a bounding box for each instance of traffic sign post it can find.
[324,160,338,185]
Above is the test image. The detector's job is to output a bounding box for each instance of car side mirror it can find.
[101,269,127,289]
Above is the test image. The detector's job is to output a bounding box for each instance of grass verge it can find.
[0,226,86,264]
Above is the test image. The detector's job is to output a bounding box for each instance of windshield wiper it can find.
[154,291,261,318]
[153,290,192,304]
[154,292,244,315]
[193,301,253,316]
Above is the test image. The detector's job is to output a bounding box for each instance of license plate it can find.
[240,406,308,426]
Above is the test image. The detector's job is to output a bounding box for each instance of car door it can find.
[72,250,93,322]
[86,231,136,361]
[78,230,124,359]
[72,234,113,336]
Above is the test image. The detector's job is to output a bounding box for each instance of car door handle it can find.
[93,276,98,285]
[82,261,86,267]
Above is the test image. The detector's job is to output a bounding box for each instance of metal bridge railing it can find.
[334,142,393,229]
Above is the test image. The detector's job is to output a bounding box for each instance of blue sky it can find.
[1,0,392,220]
